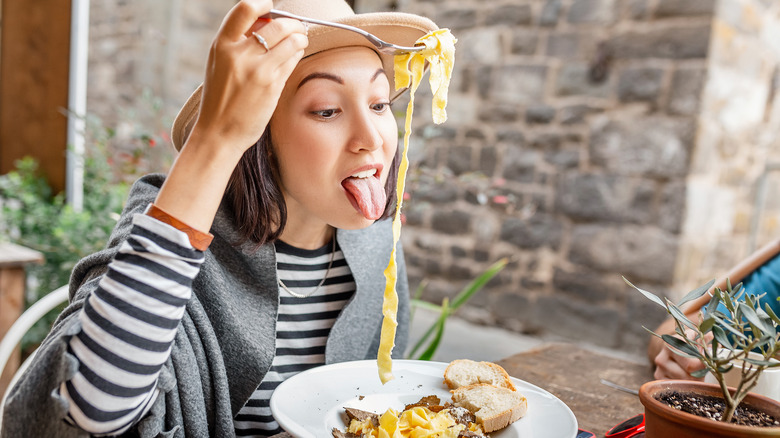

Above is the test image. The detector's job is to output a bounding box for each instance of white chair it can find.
[0,285,69,404]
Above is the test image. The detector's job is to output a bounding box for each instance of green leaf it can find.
[699,317,717,334]
[410,299,441,312]
[713,314,749,340]
[739,303,773,335]
[661,334,703,359]
[623,277,666,308]
[712,325,733,349]
[677,279,716,307]
[703,292,721,319]
[667,300,698,332]
[451,258,507,310]
[690,368,710,378]
[765,303,780,327]
[416,298,450,361]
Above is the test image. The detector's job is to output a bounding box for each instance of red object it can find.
[605,413,645,438]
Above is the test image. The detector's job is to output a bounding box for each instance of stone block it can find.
[568,0,617,25]
[479,146,499,176]
[432,209,472,235]
[569,224,678,283]
[627,0,649,19]
[655,0,715,18]
[555,63,612,99]
[436,8,478,30]
[617,67,664,102]
[546,34,581,59]
[659,180,686,233]
[412,180,459,204]
[531,295,622,348]
[457,28,504,65]
[500,213,563,250]
[529,132,563,150]
[490,65,548,104]
[496,128,526,145]
[446,145,475,175]
[555,172,656,223]
[544,149,580,169]
[478,103,520,123]
[539,0,562,27]
[485,4,533,26]
[489,292,534,325]
[606,24,711,59]
[503,147,539,182]
[511,31,540,56]
[552,266,627,303]
[589,115,695,178]
[667,67,706,116]
[525,105,556,124]
[560,104,602,124]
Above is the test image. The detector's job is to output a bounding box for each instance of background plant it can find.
[626,277,780,423]
[407,258,507,360]
[0,93,173,352]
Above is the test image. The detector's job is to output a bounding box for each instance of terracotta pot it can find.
[639,380,780,438]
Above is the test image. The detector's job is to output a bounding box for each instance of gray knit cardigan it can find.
[1,174,410,437]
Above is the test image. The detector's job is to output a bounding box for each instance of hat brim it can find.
[171,12,437,151]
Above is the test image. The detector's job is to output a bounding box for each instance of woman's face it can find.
[270,47,398,235]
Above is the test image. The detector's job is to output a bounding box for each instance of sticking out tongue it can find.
[342,176,387,220]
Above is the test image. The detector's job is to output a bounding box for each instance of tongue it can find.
[342,176,387,220]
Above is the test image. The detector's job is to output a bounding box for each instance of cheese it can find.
[344,407,474,438]
[377,28,457,384]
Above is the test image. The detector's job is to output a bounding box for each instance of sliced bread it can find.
[443,359,517,391]
[450,383,528,433]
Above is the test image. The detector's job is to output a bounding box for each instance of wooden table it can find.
[0,242,43,394]
[497,342,654,436]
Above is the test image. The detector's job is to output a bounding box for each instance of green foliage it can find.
[625,277,780,423]
[0,95,174,352]
[407,258,508,360]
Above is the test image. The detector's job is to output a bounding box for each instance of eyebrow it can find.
[296,68,386,90]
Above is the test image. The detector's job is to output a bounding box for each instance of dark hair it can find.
[226,127,402,247]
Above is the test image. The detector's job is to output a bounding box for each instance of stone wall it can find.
[373,0,715,354]
[87,0,233,130]
[675,0,780,295]
[83,0,780,356]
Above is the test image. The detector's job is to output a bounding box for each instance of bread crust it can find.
[443,359,517,391]
[450,383,528,433]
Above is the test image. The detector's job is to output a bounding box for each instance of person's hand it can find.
[188,0,308,157]
[652,328,709,381]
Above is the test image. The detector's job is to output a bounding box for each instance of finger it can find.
[244,18,307,51]
[219,0,273,42]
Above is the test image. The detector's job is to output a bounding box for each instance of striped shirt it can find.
[234,239,354,436]
[60,212,354,437]
[60,213,204,435]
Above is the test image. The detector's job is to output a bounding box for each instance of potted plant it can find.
[625,277,780,437]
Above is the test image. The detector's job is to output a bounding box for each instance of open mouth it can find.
[341,168,386,220]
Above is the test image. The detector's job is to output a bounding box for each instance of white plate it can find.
[270,359,578,438]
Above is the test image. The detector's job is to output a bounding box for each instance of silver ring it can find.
[252,32,270,52]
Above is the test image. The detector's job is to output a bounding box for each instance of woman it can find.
[1,0,442,436]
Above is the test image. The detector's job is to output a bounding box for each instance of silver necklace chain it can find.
[277,235,336,299]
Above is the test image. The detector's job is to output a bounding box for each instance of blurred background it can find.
[2,0,780,367]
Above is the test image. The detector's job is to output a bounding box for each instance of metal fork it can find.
[267,9,424,55]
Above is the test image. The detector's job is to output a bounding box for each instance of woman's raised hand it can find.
[189,0,309,157]
[153,0,307,233]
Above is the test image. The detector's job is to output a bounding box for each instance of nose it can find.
[347,107,384,153]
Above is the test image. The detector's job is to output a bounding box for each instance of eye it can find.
[312,108,339,119]
[371,102,390,113]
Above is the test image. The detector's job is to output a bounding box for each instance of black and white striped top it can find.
[233,240,354,436]
[59,212,354,437]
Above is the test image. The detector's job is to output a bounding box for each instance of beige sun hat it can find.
[170,0,438,151]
